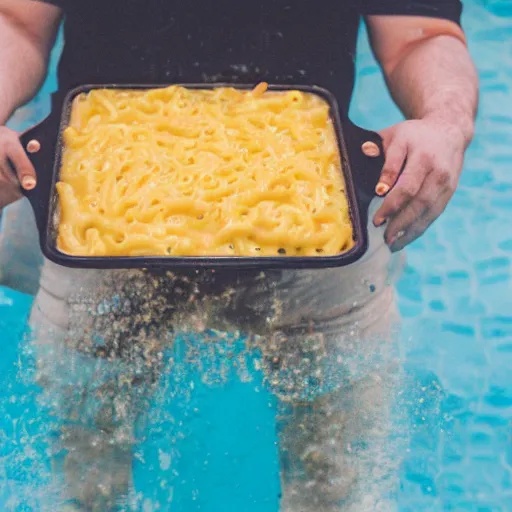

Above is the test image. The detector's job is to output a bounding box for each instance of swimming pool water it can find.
[1,1,512,510]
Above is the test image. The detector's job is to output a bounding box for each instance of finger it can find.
[373,148,431,226]
[389,188,452,252]
[364,126,395,158]
[375,137,407,198]
[383,169,441,245]
[0,158,20,186]
[6,138,37,190]
[378,126,395,152]
[385,163,454,246]
[384,194,429,247]
[0,161,23,206]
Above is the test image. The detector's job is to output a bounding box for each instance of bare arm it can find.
[0,0,61,204]
[365,15,479,250]
[0,0,61,122]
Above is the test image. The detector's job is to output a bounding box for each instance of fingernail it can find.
[388,230,405,246]
[22,176,36,190]
[361,141,381,157]
[26,140,41,153]
[375,182,390,196]
[373,217,386,227]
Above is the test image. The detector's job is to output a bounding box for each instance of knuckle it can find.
[417,150,432,166]
[381,167,398,181]
[434,167,451,187]
[394,125,407,137]
[382,156,405,180]
[385,159,402,175]
[399,183,417,201]
[418,190,431,204]
[400,190,413,202]
[385,197,401,214]
[3,137,14,152]
[3,132,18,152]
[416,194,432,210]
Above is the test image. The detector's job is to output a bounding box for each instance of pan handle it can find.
[18,113,60,235]
[342,120,385,229]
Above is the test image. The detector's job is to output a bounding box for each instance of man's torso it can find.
[57,0,363,113]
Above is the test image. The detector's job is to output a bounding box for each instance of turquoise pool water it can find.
[1,1,512,510]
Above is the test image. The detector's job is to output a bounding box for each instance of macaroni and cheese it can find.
[56,84,354,257]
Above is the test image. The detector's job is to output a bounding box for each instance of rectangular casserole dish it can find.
[20,83,384,270]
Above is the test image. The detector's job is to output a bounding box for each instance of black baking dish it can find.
[19,83,384,270]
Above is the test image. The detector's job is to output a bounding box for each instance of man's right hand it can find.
[0,126,36,210]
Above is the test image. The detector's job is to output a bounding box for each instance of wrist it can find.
[422,111,475,149]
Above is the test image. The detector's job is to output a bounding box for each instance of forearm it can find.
[0,13,52,125]
[384,35,478,147]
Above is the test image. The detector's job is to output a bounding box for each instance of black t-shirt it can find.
[41,0,462,114]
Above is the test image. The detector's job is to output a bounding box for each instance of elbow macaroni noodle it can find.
[56,84,354,257]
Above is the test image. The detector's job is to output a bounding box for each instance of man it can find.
[0,0,477,510]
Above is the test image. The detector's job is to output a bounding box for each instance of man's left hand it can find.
[371,118,467,252]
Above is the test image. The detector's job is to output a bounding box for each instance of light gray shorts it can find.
[29,200,404,401]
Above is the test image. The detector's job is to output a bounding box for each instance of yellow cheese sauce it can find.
[56,84,354,257]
